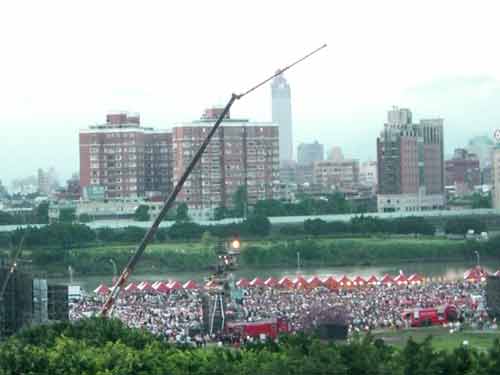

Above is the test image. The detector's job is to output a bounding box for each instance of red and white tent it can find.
[236,278,250,288]
[94,284,110,295]
[338,275,352,288]
[295,278,309,289]
[249,277,265,288]
[495,270,500,277]
[183,280,198,290]
[277,277,294,289]
[323,276,338,290]
[394,272,408,285]
[168,280,183,291]
[138,281,154,292]
[353,276,366,287]
[381,274,394,285]
[464,267,487,282]
[408,274,424,285]
[307,276,322,289]
[204,280,217,289]
[153,281,170,293]
[367,275,378,285]
[124,282,138,293]
[264,277,278,288]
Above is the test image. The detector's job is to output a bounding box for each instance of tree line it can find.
[0,215,489,251]
[1,318,500,375]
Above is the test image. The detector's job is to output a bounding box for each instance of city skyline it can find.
[2,1,500,185]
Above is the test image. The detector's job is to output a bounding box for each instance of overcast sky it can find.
[2,0,500,186]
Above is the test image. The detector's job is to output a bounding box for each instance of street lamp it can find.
[474,250,480,267]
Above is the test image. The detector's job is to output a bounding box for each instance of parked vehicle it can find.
[402,305,458,327]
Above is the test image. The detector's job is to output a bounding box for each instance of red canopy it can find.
[183,280,198,289]
[264,277,278,288]
[323,276,338,290]
[168,280,183,290]
[138,281,154,292]
[94,284,109,295]
[250,277,265,287]
[295,279,309,289]
[381,274,394,285]
[124,282,138,293]
[307,276,322,288]
[353,276,366,286]
[394,272,408,285]
[153,281,170,293]
[236,278,250,288]
[367,275,378,285]
[338,275,352,287]
[464,267,486,282]
[205,280,217,289]
[277,277,294,289]
[408,273,424,284]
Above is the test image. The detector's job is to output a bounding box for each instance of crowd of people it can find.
[70,278,495,344]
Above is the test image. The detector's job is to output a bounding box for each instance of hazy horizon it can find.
[2,1,500,187]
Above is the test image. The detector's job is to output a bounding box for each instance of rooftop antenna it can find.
[101,44,327,317]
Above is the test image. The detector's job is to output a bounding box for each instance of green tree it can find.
[134,205,150,221]
[244,215,271,236]
[59,208,76,223]
[34,201,49,224]
[233,186,247,218]
[78,213,92,223]
[175,202,190,222]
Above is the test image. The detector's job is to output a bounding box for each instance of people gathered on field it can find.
[70,276,496,345]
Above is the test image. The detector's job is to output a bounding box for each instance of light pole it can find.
[474,250,480,267]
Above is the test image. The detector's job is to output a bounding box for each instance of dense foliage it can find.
[445,217,487,235]
[1,318,500,375]
[303,216,436,236]
[0,202,49,225]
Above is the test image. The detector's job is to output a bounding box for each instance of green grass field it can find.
[372,327,500,351]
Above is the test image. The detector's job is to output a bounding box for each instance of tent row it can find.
[94,273,426,295]
[94,280,199,295]
[233,273,425,290]
[94,268,499,295]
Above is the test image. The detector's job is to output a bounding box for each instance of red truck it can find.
[402,305,458,327]
[225,317,290,339]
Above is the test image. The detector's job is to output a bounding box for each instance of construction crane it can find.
[101,44,327,317]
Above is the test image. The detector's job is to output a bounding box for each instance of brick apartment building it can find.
[79,112,172,199]
[172,108,280,219]
[445,148,480,196]
[313,159,360,193]
[376,107,445,212]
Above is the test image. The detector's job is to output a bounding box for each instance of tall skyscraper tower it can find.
[271,71,293,164]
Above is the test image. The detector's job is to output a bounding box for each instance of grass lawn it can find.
[372,327,500,351]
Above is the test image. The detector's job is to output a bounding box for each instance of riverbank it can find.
[7,236,498,278]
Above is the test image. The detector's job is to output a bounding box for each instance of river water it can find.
[49,260,500,292]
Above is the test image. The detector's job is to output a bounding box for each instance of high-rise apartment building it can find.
[172,108,280,219]
[271,71,293,164]
[376,107,445,212]
[79,112,172,199]
[297,141,324,165]
[445,149,480,195]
